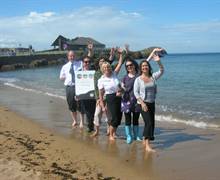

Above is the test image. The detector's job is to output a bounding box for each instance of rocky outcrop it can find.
[0,47,167,72]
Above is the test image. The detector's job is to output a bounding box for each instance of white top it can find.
[134,70,163,103]
[59,60,82,86]
[98,72,120,94]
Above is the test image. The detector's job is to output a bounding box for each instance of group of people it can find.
[59,44,164,152]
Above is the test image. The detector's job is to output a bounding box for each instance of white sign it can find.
[75,70,95,99]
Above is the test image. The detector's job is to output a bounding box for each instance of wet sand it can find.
[1,84,220,179]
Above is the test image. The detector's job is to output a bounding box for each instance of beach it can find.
[1,84,220,180]
[0,105,143,180]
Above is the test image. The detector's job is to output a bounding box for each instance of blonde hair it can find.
[101,62,112,74]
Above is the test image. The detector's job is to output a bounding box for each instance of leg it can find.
[70,111,77,128]
[77,100,85,129]
[66,86,78,127]
[92,102,103,137]
[132,112,142,141]
[141,103,155,152]
[79,112,84,129]
[144,139,156,153]
[105,105,111,136]
[124,112,132,144]
[84,99,96,132]
[114,96,122,137]
[109,125,116,141]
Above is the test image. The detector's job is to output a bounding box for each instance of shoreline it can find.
[0,105,146,179]
[1,84,220,179]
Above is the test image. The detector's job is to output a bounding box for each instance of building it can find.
[0,47,31,56]
[51,35,105,51]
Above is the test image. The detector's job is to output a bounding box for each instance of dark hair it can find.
[139,60,152,76]
[93,56,107,70]
[125,58,139,74]
[83,56,91,62]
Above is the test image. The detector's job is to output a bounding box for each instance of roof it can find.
[51,35,105,47]
[68,37,105,46]
[51,35,69,46]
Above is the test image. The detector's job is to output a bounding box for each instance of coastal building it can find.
[51,35,105,51]
[0,47,31,56]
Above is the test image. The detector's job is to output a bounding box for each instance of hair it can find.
[67,50,74,56]
[124,57,139,74]
[101,61,112,74]
[94,56,107,70]
[139,60,153,76]
[83,55,91,62]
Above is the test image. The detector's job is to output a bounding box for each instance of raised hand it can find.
[110,47,115,55]
[152,54,160,62]
[87,41,93,50]
[117,47,123,54]
[124,44,129,53]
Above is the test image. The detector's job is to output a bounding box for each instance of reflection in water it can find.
[68,126,155,179]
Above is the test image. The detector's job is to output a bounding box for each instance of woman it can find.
[92,48,115,137]
[121,58,141,144]
[98,48,123,141]
[78,56,96,132]
[134,48,164,152]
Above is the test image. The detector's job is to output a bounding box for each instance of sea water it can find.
[1,53,220,129]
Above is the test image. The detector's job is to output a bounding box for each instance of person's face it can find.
[141,62,149,74]
[103,64,111,75]
[99,58,105,68]
[67,51,75,61]
[83,58,90,70]
[126,61,135,73]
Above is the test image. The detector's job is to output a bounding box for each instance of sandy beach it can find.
[1,84,220,179]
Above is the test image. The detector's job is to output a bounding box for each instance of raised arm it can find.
[114,47,123,75]
[124,44,130,54]
[152,54,164,80]
[87,41,93,57]
[108,47,115,63]
[146,48,163,62]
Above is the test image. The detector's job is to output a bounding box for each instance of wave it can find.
[0,77,18,83]
[4,82,65,100]
[156,114,220,130]
[3,82,220,130]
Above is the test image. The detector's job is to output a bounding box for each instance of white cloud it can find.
[0,6,220,53]
[0,7,147,50]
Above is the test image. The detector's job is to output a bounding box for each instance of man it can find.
[60,50,82,128]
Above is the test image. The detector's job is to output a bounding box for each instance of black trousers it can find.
[106,94,122,128]
[140,102,155,140]
[80,99,96,131]
[124,112,140,126]
[66,86,77,112]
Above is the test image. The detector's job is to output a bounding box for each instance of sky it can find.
[0,0,220,53]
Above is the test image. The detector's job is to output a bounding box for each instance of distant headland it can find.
[0,35,166,72]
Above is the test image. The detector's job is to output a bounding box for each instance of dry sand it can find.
[0,106,147,180]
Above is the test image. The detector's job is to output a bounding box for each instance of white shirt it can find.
[59,60,82,86]
[98,72,120,94]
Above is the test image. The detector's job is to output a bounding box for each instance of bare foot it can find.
[109,136,115,141]
[145,147,156,153]
[72,122,77,128]
[79,123,84,129]
[106,128,110,136]
[91,131,99,137]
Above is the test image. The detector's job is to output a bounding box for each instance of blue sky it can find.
[0,0,220,53]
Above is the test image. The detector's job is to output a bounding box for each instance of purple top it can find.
[121,74,139,113]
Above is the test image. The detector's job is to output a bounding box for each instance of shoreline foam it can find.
[2,81,220,130]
